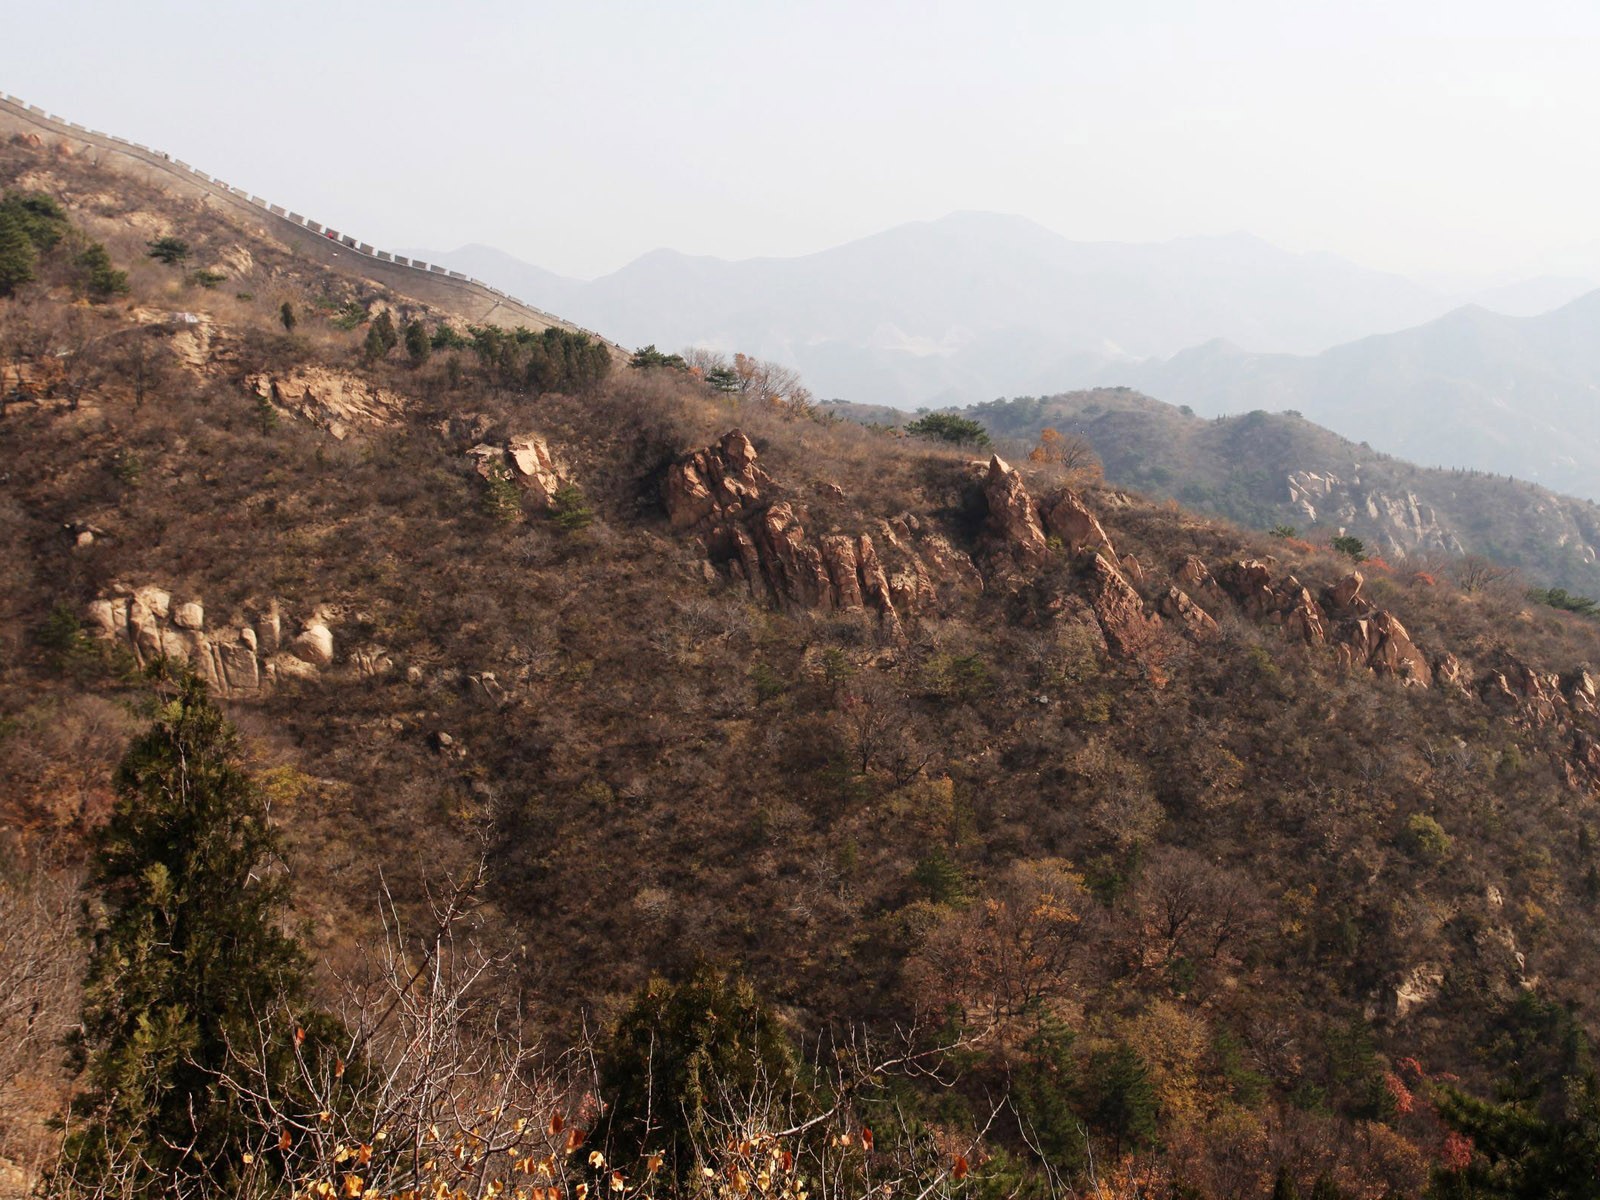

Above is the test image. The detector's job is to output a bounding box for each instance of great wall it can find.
[0,91,623,351]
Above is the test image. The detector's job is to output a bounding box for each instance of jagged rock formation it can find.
[248,369,408,440]
[1085,554,1163,659]
[1158,586,1220,642]
[982,455,1048,565]
[664,431,986,634]
[84,586,361,695]
[659,433,1600,788]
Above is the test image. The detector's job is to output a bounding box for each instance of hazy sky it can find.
[4,0,1598,281]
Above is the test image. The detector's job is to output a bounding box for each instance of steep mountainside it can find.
[409,215,1453,407]
[7,114,1600,1199]
[831,389,1600,595]
[1098,295,1600,501]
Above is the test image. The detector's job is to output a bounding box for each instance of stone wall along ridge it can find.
[0,91,621,351]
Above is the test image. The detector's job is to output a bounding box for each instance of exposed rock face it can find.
[1218,560,1276,618]
[1324,571,1367,613]
[665,431,980,634]
[1042,486,1115,556]
[1086,556,1163,660]
[248,369,406,440]
[1392,964,1445,1020]
[982,455,1048,565]
[1434,653,1469,695]
[1280,585,1327,646]
[1158,586,1220,642]
[1565,669,1598,717]
[468,432,571,508]
[506,433,567,506]
[1287,469,1468,559]
[665,430,769,531]
[87,586,340,696]
[1481,659,1563,724]
[1335,611,1431,686]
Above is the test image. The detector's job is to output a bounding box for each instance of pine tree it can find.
[0,209,37,297]
[600,965,804,1184]
[404,319,431,366]
[58,673,316,1196]
[279,300,296,332]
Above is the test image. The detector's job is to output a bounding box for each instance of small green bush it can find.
[1405,812,1452,862]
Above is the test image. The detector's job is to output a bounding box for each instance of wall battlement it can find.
[0,91,619,349]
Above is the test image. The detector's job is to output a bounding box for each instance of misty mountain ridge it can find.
[404,212,1459,403]
[1096,290,1600,501]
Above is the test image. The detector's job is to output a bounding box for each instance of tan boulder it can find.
[86,598,122,639]
[133,585,171,622]
[289,622,335,668]
[1042,486,1115,556]
[173,601,205,630]
[506,432,566,506]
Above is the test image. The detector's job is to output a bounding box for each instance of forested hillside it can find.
[4,118,1600,1200]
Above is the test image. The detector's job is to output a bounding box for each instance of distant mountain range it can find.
[410,216,1600,500]
[406,213,1460,402]
[1091,293,1600,500]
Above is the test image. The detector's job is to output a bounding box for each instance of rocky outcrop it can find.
[248,368,407,440]
[87,586,347,696]
[982,455,1048,565]
[1335,611,1431,686]
[1158,586,1220,642]
[1280,584,1327,646]
[665,430,769,531]
[506,433,568,506]
[1434,653,1469,695]
[1218,560,1276,619]
[1086,556,1163,660]
[1324,571,1368,613]
[468,432,571,508]
[1481,659,1562,724]
[666,432,980,634]
[1391,963,1445,1020]
[1042,486,1115,556]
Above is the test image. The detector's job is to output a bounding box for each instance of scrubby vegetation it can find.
[5,117,1600,1200]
